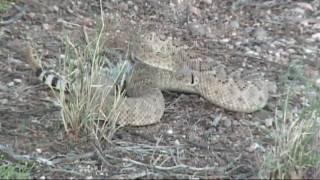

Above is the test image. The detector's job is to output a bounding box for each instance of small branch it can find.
[93,145,112,166]
[49,168,84,177]
[0,144,54,166]
[107,171,150,179]
[122,157,222,172]
[0,4,28,26]
[51,152,95,165]
[82,26,90,45]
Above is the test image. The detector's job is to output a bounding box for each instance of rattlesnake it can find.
[23,32,275,126]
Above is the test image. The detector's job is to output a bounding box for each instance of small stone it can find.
[0,99,8,104]
[189,6,201,17]
[311,33,320,42]
[174,139,180,146]
[211,113,222,127]
[312,23,320,30]
[7,81,14,87]
[51,5,59,12]
[13,79,22,84]
[27,12,36,20]
[265,118,273,127]
[127,1,133,6]
[42,23,51,30]
[255,28,268,41]
[36,148,42,153]
[316,78,320,85]
[40,176,46,180]
[59,54,66,59]
[134,5,138,11]
[167,129,173,135]
[247,142,265,152]
[304,48,313,54]
[188,23,206,37]
[292,7,306,18]
[221,38,230,43]
[230,20,240,29]
[223,118,232,127]
[201,0,212,4]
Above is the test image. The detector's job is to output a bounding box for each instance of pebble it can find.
[42,23,51,30]
[247,142,265,152]
[36,148,42,153]
[255,27,268,41]
[7,81,14,87]
[223,118,232,127]
[13,79,22,84]
[211,113,222,127]
[316,79,320,87]
[201,0,212,4]
[188,23,207,37]
[174,139,180,146]
[51,5,59,12]
[134,5,138,11]
[167,128,173,135]
[27,12,36,20]
[230,20,240,29]
[59,54,66,59]
[265,118,274,127]
[0,99,8,104]
[311,33,320,42]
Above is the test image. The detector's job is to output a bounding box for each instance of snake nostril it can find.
[191,73,194,84]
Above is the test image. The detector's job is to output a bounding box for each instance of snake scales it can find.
[24,32,275,126]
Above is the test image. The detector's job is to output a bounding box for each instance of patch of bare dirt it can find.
[1,0,319,178]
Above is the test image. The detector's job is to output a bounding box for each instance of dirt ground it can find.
[1,0,320,179]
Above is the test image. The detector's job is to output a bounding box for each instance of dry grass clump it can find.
[56,8,132,142]
[259,63,320,179]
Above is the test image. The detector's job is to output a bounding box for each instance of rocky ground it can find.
[0,0,320,179]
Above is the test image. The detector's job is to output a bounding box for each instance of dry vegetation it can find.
[0,0,320,179]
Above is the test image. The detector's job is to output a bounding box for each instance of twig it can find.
[57,19,81,28]
[51,152,95,165]
[186,139,227,152]
[93,145,112,166]
[122,157,222,172]
[0,144,54,166]
[114,141,181,155]
[0,107,60,116]
[49,168,84,177]
[98,150,224,175]
[0,4,28,26]
[107,171,150,179]
[82,26,90,45]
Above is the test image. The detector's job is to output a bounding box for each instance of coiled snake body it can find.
[24,32,275,126]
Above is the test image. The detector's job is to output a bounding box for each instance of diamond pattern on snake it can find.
[23,32,276,126]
